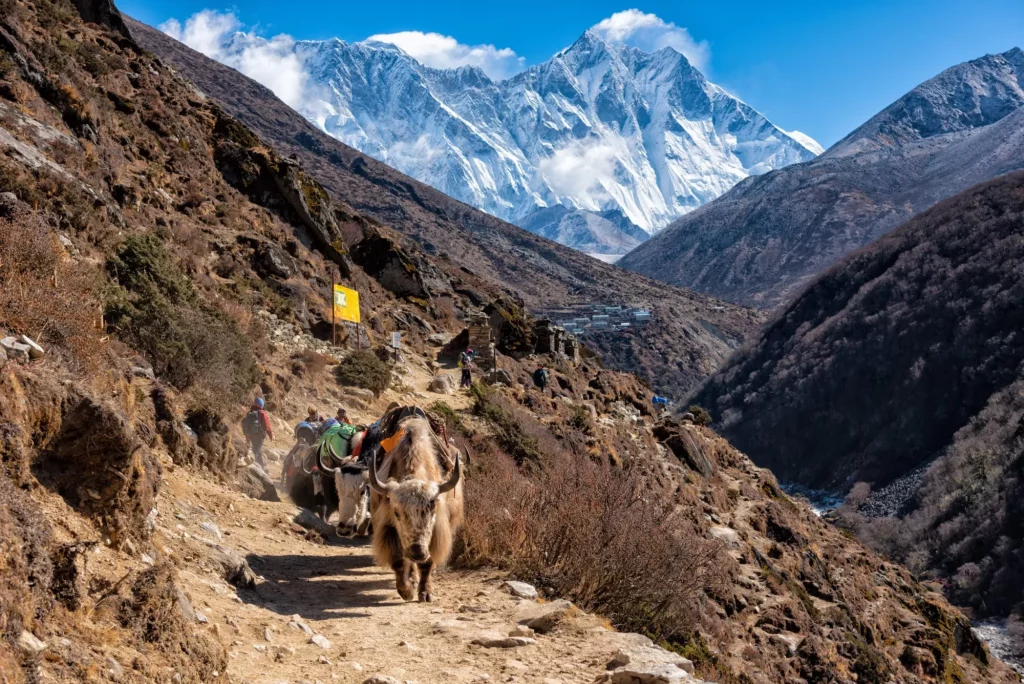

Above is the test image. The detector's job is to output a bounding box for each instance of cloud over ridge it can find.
[364,31,525,80]
[591,9,710,71]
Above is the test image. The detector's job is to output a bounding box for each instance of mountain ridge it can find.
[619,47,1024,308]
[178,23,820,253]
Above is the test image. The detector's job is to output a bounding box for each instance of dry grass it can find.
[455,440,727,641]
[0,211,102,369]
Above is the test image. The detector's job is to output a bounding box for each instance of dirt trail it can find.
[153,363,641,684]
[158,448,632,684]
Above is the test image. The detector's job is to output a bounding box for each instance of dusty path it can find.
[157,460,633,684]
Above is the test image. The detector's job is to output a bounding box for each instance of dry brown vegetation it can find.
[0,204,101,368]
[455,427,726,642]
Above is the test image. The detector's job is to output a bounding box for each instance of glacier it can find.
[240,29,823,253]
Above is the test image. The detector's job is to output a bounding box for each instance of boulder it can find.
[197,539,258,589]
[294,508,336,538]
[487,368,513,386]
[239,463,279,502]
[17,630,47,658]
[708,526,741,549]
[652,421,714,478]
[361,677,402,684]
[19,335,44,359]
[427,333,452,347]
[428,374,457,395]
[598,634,701,683]
[1,336,30,362]
[504,580,539,600]
[515,599,578,634]
[256,243,294,279]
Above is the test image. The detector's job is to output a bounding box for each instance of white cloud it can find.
[539,142,618,200]
[365,31,524,80]
[592,9,710,72]
[387,134,447,170]
[159,10,315,112]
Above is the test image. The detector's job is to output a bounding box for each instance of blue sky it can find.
[119,0,1023,146]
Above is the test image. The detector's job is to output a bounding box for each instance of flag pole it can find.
[331,269,337,347]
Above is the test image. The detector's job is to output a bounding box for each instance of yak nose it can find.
[410,544,428,562]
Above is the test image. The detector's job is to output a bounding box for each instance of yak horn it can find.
[318,442,340,473]
[437,455,461,495]
[368,446,393,495]
[461,444,472,466]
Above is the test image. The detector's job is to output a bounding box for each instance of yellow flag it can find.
[333,284,360,323]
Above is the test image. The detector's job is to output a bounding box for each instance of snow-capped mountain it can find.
[290,30,822,253]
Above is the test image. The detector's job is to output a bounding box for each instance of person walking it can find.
[459,348,476,388]
[532,364,550,392]
[242,397,274,468]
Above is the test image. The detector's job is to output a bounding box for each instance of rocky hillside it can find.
[618,48,1024,308]
[689,170,1024,620]
[0,2,1018,683]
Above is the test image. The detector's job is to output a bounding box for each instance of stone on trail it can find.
[504,580,538,600]
[471,636,536,648]
[707,526,741,549]
[309,634,332,649]
[515,599,579,634]
[600,634,699,683]
[294,508,336,537]
[240,463,280,502]
[361,676,402,684]
[428,373,457,395]
[509,627,535,638]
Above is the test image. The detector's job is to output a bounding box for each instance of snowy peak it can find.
[230,28,822,254]
[827,47,1024,158]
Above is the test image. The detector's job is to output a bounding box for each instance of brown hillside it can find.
[691,170,1024,622]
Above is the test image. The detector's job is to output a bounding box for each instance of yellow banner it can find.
[333,284,360,324]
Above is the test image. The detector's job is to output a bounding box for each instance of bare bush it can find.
[0,211,101,368]
[455,442,726,640]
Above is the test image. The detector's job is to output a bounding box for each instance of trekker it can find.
[282,406,322,485]
[242,398,274,468]
[532,365,550,391]
[459,348,476,388]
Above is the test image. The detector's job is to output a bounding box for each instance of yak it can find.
[368,416,463,602]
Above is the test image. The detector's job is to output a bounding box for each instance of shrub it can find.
[566,404,593,434]
[105,235,259,408]
[688,405,712,426]
[471,383,562,465]
[291,349,331,378]
[0,210,101,368]
[334,350,391,396]
[455,442,726,641]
